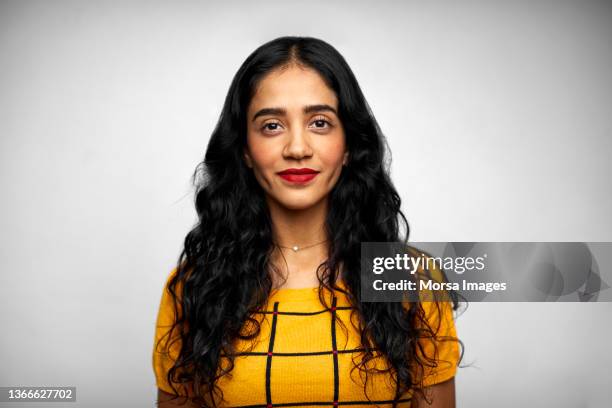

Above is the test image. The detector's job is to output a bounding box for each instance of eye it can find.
[261,121,283,133]
[309,116,333,130]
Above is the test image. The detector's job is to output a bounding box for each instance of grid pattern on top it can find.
[225,296,413,408]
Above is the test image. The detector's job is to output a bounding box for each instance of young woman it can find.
[153,36,462,408]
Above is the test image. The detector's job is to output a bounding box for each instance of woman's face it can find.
[244,64,348,211]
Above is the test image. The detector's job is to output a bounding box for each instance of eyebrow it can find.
[251,104,338,122]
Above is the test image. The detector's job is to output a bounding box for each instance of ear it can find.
[243,148,253,168]
[342,151,349,166]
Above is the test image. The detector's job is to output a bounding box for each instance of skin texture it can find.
[243,63,348,288]
[157,64,455,407]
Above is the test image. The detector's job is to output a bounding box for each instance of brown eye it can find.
[262,121,282,133]
[310,117,332,130]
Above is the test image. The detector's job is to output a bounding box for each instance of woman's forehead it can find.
[249,66,338,114]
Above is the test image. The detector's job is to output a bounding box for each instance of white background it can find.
[1,0,611,406]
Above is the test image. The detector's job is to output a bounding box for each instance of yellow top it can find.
[152,269,460,407]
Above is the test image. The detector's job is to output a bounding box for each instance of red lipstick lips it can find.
[277,168,319,184]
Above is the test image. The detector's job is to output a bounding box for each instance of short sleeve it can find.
[418,300,460,387]
[152,267,186,395]
[406,250,461,387]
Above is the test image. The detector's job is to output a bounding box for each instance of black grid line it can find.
[233,397,412,407]
[254,306,354,316]
[229,348,373,357]
[265,301,280,407]
[330,296,339,406]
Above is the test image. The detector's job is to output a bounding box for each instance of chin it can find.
[278,199,318,211]
[272,193,323,211]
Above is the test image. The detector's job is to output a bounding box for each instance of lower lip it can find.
[278,173,319,184]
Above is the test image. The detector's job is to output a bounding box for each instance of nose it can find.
[283,127,313,160]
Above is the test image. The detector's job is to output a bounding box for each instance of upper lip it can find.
[277,168,319,175]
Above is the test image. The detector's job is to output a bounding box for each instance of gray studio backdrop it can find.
[1,0,611,407]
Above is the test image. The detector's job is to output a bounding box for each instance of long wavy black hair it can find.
[159,36,463,407]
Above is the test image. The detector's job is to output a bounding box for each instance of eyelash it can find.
[261,117,333,133]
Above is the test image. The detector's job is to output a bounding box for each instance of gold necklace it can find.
[274,239,329,252]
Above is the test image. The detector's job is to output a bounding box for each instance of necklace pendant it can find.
[292,245,299,252]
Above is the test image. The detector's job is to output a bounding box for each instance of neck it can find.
[266,196,331,288]
[267,196,329,249]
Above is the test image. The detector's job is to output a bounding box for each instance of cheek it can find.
[318,137,346,166]
[246,135,278,170]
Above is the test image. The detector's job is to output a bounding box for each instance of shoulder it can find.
[159,264,190,302]
[153,267,187,395]
[155,266,186,329]
[403,246,461,385]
